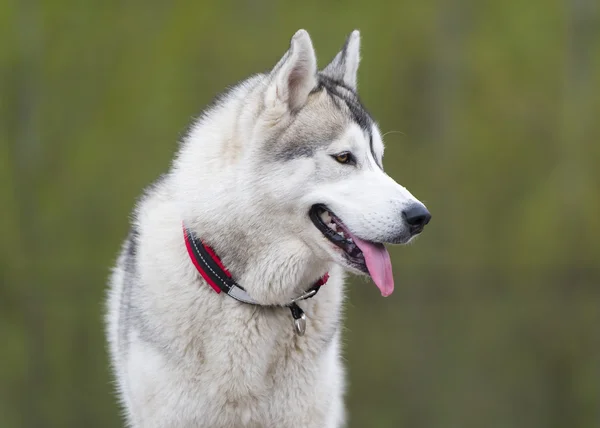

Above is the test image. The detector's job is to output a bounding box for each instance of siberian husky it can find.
[106,29,431,428]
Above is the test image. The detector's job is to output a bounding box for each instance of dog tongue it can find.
[350,235,394,297]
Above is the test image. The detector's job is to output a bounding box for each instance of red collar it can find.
[183,223,328,335]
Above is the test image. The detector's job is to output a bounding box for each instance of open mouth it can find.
[309,204,367,272]
[309,204,395,296]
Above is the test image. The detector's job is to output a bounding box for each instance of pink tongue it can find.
[349,234,394,297]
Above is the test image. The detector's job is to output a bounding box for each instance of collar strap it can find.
[183,224,329,335]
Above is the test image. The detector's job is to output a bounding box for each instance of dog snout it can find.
[402,203,431,233]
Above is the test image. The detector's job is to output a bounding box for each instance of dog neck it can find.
[184,216,330,307]
[183,223,329,335]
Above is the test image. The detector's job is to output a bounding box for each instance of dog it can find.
[105,29,430,428]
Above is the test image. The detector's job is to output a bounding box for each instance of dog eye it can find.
[332,152,355,165]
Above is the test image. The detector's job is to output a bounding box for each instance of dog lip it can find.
[346,255,369,272]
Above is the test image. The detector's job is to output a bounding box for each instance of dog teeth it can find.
[319,209,349,238]
[320,211,332,223]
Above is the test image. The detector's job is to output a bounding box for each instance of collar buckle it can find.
[290,288,318,304]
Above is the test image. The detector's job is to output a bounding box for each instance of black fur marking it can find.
[315,74,383,169]
[273,75,383,167]
[337,36,349,66]
[314,75,372,133]
[126,227,139,260]
[324,33,352,78]
[118,226,139,355]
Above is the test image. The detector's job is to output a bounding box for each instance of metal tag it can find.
[294,312,306,336]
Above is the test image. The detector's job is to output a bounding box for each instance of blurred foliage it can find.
[1,0,599,427]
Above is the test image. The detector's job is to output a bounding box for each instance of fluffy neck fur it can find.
[168,76,330,306]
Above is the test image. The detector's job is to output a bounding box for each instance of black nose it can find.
[402,204,431,229]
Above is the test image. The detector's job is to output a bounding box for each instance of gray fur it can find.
[117,227,138,356]
[268,84,348,161]
[269,74,377,162]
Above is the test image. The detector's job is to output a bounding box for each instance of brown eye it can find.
[333,152,354,165]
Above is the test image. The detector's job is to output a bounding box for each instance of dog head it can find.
[177,30,430,299]
[240,30,430,296]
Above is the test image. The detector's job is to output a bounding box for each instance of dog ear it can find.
[322,30,361,90]
[266,29,318,112]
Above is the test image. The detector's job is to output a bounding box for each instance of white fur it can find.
[267,29,318,112]
[106,29,427,428]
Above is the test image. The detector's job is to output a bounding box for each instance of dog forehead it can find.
[316,75,373,136]
[269,90,349,160]
[339,122,371,149]
[269,80,374,161]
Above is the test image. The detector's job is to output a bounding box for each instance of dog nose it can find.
[402,204,431,230]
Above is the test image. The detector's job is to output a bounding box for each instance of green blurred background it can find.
[2,0,599,427]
